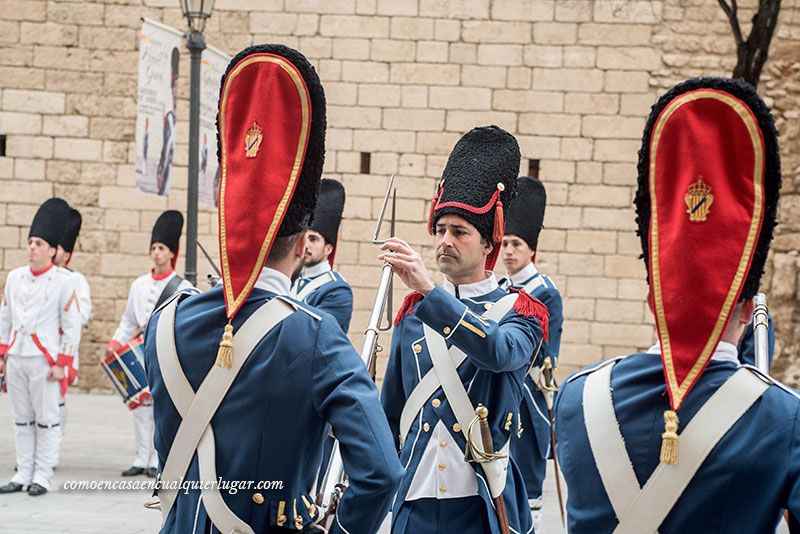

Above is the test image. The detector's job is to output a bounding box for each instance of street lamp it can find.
[179,0,214,286]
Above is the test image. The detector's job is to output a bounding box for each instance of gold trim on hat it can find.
[649,89,764,409]
[218,54,312,319]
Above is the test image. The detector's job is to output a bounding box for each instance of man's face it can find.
[501,235,534,276]
[291,233,309,282]
[54,245,71,268]
[150,242,175,270]
[434,214,491,278]
[303,230,332,268]
[27,237,55,268]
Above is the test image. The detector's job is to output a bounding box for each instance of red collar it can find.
[30,263,54,277]
[151,268,174,281]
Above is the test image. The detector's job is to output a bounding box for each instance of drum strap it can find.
[154,275,185,311]
[583,363,769,534]
[155,296,295,534]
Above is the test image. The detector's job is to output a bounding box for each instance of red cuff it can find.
[0,344,8,356]
[107,340,123,353]
[55,353,74,367]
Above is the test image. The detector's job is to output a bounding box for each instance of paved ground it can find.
[1,392,784,534]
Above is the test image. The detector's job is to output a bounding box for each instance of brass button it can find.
[252,492,264,504]
[452,423,462,432]
[438,463,446,471]
[278,514,287,525]
[484,302,493,310]
[295,517,304,529]
[439,440,447,448]
[423,422,430,432]
[439,484,447,493]
[412,343,422,353]
[431,398,441,408]
[443,326,451,335]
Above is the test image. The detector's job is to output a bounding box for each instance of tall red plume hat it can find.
[427,125,520,270]
[635,77,781,464]
[214,44,326,368]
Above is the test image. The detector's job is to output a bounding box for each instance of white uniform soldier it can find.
[54,207,92,434]
[0,198,82,496]
[106,211,192,477]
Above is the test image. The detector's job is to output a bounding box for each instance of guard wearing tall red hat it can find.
[379,126,548,534]
[54,206,93,434]
[107,210,193,478]
[554,78,800,532]
[0,198,82,496]
[143,44,402,534]
[499,176,564,529]
[291,178,353,333]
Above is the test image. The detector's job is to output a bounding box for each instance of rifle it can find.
[541,356,566,527]
[197,240,221,288]
[315,175,396,528]
[753,293,770,375]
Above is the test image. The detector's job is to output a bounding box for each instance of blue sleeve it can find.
[415,285,541,372]
[380,323,405,451]
[537,286,563,364]
[785,404,800,521]
[311,316,403,534]
[311,283,353,333]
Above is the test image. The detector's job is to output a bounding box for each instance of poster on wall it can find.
[198,44,230,207]
[134,18,182,196]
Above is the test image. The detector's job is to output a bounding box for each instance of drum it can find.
[100,337,151,410]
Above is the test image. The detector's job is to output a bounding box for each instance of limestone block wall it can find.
[0,0,796,390]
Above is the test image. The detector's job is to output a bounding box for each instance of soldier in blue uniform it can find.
[554,78,800,533]
[499,177,563,528]
[143,44,402,534]
[291,178,353,333]
[379,126,549,534]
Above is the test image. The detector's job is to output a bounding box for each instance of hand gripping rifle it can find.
[753,293,770,375]
[315,175,397,528]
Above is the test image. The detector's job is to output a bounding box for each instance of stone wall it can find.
[0,0,796,391]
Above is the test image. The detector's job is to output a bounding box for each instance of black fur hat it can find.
[430,126,520,247]
[311,179,345,246]
[634,77,780,301]
[60,208,82,253]
[504,176,546,251]
[151,210,183,254]
[217,44,325,238]
[29,198,70,248]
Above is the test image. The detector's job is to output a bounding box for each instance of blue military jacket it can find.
[501,263,563,468]
[555,346,800,533]
[144,280,402,534]
[293,263,353,333]
[381,275,545,534]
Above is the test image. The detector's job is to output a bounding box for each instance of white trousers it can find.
[59,395,66,435]
[7,354,62,490]
[131,404,157,469]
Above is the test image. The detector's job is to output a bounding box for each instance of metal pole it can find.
[184,29,205,286]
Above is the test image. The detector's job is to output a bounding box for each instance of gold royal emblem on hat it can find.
[244,121,263,158]
[685,176,713,222]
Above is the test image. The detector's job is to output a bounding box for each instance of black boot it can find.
[145,467,158,478]
[27,483,47,496]
[0,482,23,494]
[121,466,145,476]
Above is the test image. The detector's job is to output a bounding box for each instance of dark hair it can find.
[266,233,302,264]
